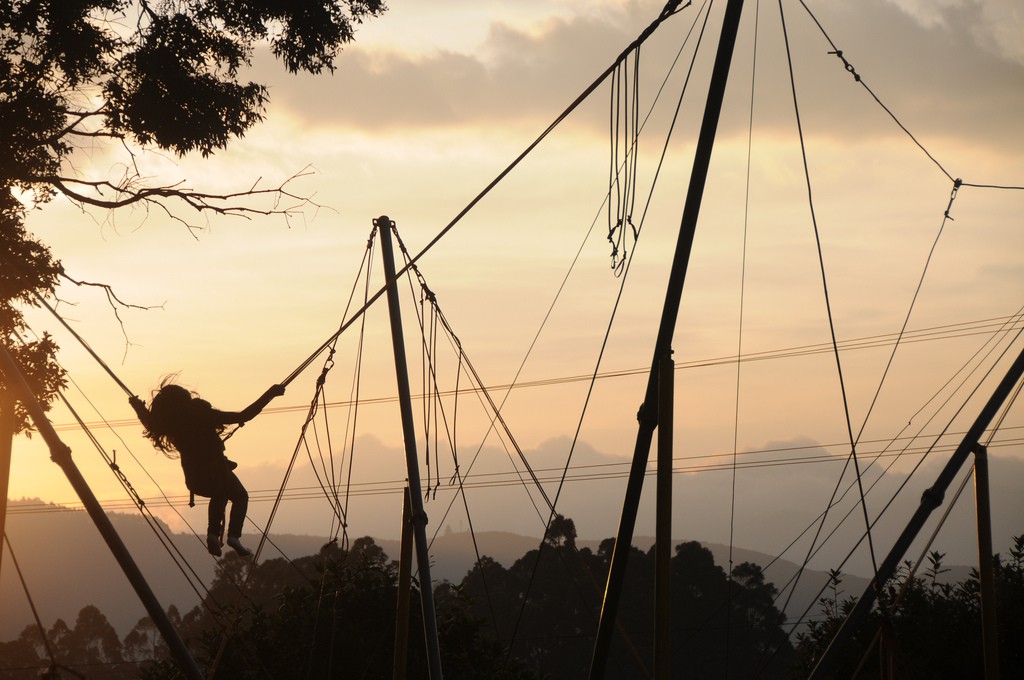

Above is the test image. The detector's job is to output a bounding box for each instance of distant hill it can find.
[4,498,951,642]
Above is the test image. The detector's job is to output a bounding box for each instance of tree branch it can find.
[30,166,320,233]
[57,274,163,360]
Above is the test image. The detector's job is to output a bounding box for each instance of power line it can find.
[11,427,1020,516]
[49,314,1024,433]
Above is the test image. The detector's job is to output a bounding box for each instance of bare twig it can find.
[28,166,320,233]
[59,273,163,359]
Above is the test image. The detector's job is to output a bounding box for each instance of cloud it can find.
[245,0,1024,164]
[884,0,1024,65]
[254,9,633,133]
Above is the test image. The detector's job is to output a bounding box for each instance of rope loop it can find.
[944,178,963,219]
[828,49,861,82]
[316,347,337,388]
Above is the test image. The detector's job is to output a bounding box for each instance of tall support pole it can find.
[0,342,204,680]
[0,395,13,581]
[973,444,1000,680]
[393,487,414,680]
[588,0,746,676]
[655,352,674,680]
[810,343,1024,679]
[377,215,444,680]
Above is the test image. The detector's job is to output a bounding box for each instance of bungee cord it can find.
[390,226,556,516]
[10,329,219,613]
[726,0,761,671]
[850,180,962,449]
[779,306,1024,607]
[10,339,314,680]
[204,231,382,680]
[29,292,135,399]
[747,315,1024,676]
[607,49,642,275]
[275,0,693,392]
[387,220,650,668]
[2,0,1021,676]
[777,0,883,608]
[506,0,721,663]
[3,534,65,676]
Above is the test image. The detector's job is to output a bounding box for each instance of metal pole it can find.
[0,395,13,581]
[973,444,1000,680]
[393,487,414,680]
[0,342,204,680]
[655,352,674,680]
[810,343,1024,679]
[589,0,746,676]
[377,215,444,680]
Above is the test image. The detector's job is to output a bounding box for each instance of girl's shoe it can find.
[206,533,222,557]
[227,536,251,557]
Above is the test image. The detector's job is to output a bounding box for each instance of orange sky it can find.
[7,0,1024,576]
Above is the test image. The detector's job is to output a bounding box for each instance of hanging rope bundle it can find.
[390,224,555,513]
[607,49,642,275]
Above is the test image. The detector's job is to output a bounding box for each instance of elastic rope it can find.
[506,0,717,658]
[278,0,690,389]
[727,0,760,670]
[751,317,1024,675]
[852,180,960,447]
[3,534,60,669]
[12,330,222,611]
[795,0,955,183]
[205,233,381,679]
[960,182,1024,190]
[33,292,135,397]
[778,0,882,590]
[390,228,556,513]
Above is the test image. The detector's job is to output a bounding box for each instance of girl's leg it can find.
[207,496,228,556]
[224,472,251,556]
[225,472,249,538]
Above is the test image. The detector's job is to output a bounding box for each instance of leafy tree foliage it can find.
[1,0,385,219]
[0,190,64,434]
[139,537,537,680]
[0,604,129,679]
[0,0,384,433]
[462,536,794,679]
[8,533,1023,679]
[793,535,1024,679]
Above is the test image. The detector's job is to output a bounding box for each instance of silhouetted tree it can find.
[793,534,1024,679]
[0,625,43,680]
[461,533,793,679]
[547,513,578,548]
[0,194,66,616]
[1,0,386,227]
[0,191,64,433]
[137,537,537,680]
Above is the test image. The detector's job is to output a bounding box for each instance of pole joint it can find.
[920,486,944,510]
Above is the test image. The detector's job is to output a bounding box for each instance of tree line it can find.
[3,520,1021,679]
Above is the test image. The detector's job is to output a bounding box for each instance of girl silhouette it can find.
[131,379,284,556]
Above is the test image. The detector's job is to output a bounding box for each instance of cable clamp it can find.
[944,178,963,219]
[828,50,861,82]
[637,400,657,426]
[921,486,944,509]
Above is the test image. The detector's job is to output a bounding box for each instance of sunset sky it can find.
[7,0,1024,584]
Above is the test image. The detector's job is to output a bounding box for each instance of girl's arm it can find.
[129,396,151,427]
[216,384,286,425]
